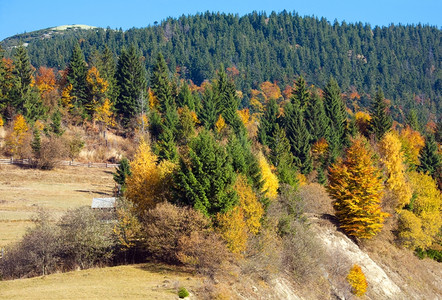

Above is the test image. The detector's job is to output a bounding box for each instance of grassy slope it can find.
[0,165,114,247]
[0,264,201,299]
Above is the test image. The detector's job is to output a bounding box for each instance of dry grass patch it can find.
[0,164,114,247]
[0,264,202,299]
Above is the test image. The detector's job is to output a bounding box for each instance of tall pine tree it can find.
[369,89,393,141]
[284,97,313,175]
[258,98,279,148]
[323,78,347,162]
[115,45,147,124]
[66,44,88,110]
[418,134,441,177]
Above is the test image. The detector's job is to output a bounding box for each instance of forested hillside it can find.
[1,11,441,122]
[1,10,441,299]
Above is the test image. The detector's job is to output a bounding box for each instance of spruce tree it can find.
[115,45,147,124]
[293,75,310,111]
[113,157,132,191]
[11,46,35,115]
[99,46,119,103]
[418,134,441,177]
[323,78,347,163]
[271,124,298,187]
[151,53,174,114]
[199,86,220,130]
[405,109,420,132]
[66,44,88,108]
[369,89,393,141]
[214,66,244,135]
[31,128,41,159]
[177,82,196,111]
[174,130,238,216]
[305,90,329,142]
[284,99,313,175]
[258,98,279,148]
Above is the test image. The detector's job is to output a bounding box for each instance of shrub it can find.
[58,207,117,270]
[142,202,211,264]
[346,264,368,297]
[177,231,231,278]
[33,135,68,169]
[178,287,190,298]
[0,210,59,279]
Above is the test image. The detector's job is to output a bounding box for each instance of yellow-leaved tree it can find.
[399,126,425,170]
[397,171,442,250]
[258,152,279,200]
[379,131,413,209]
[0,115,4,127]
[216,175,264,254]
[347,264,368,297]
[215,114,226,133]
[6,114,30,157]
[327,137,389,239]
[234,175,264,235]
[216,207,248,254]
[94,98,115,128]
[125,140,175,214]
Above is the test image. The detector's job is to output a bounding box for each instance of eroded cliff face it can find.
[228,222,441,300]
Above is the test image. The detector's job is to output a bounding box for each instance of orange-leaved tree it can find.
[125,140,175,214]
[327,137,389,239]
[347,264,368,297]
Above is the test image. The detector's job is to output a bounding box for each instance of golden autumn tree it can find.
[399,126,425,170]
[215,114,227,133]
[379,131,413,209]
[125,140,175,214]
[94,98,115,128]
[397,171,442,250]
[347,264,368,297]
[258,152,279,200]
[327,137,389,239]
[0,115,4,127]
[216,207,248,254]
[6,114,30,157]
[234,174,264,234]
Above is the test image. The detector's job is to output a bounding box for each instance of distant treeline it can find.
[2,11,440,122]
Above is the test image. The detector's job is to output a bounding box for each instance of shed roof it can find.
[91,197,116,209]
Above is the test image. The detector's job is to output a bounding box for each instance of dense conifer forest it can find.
[0,10,441,299]
[1,11,441,122]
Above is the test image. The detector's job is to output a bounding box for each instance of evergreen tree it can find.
[323,77,347,151]
[66,44,88,109]
[115,45,147,124]
[50,110,64,136]
[284,99,313,175]
[174,130,238,216]
[271,124,298,187]
[10,46,36,115]
[405,109,420,132]
[214,66,244,135]
[31,128,41,159]
[199,85,219,130]
[305,90,329,142]
[177,82,196,111]
[151,53,174,114]
[258,98,279,148]
[99,46,119,103]
[293,75,310,111]
[113,157,132,191]
[418,134,441,177]
[369,89,393,141]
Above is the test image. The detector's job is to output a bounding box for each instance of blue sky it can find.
[1,0,441,41]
